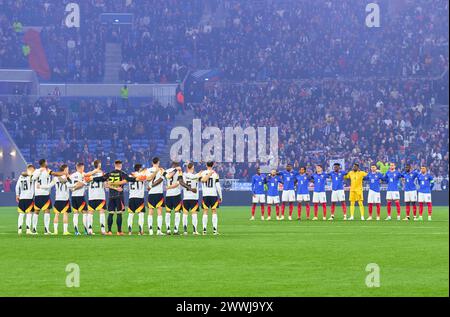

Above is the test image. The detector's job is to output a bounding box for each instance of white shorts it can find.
[312,192,327,204]
[404,190,417,202]
[418,193,432,203]
[367,190,381,204]
[297,194,310,202]
[267,195,280,205]
[386,191,400,201]
[282,190,296,202]
[252,194,266,204]
[331,190,345,202]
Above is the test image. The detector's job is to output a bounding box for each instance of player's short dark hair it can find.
[60,164,68,171]
[115,160,122,165]
[27,164,35,169]
[38,159,46,167]
[152,157,160,164]
[206,161,214,167]
[333,163,341,167]
[187,162,194,169]
[93,159,101,168]
[171,161,180,168]
[134,163,142,171]
[371,164,377,167]
[316,164,322,168]
[300,166,306,171]
[76,162,84,168]
[354,163,360,167]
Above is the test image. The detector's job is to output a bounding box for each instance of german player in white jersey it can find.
[70,162,100,235]
[86,160,107,235]
[38,164,84,235]
[144,157,167,235]
[164,162,192,235]
[31,159,68,234]
[200,161,222,235]
[182,162,202,235]
[15,164,36,234]
[127,163,147,235]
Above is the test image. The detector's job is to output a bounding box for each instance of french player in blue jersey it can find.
[327,163,348,220]
[401,164,419,220]
[364,164,384,220]
[384,162,402,220]
[311,164,327,220]
[295,166,311,220]
[278,164,297,220]
[417,166,434,221]
[250,167,266,221]
[266,169,281,220]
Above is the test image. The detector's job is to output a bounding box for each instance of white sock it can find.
[174,212,181,231]
[32,213,38,230]
[18,213,25,229]
[44,213,50,233]
[147,214,153,230]
[73,213,79,232]
[63,223,68,233]
[25,213,32,230]
[53,222,58,233]
[182,213,188,231]
[202,214,208,231]
[212,213,218,231]
[157,215,163,231]
[138,213,144,232]
[87,214,94,230]
[99,213,106,233]
[82,213,88,230]
[127,213,134,232]
[192,214,198,232]
[165,212,171,230]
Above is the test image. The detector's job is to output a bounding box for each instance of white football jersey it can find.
[200,170,220,197]
[129,173,146,199]
[70,171,86,197]
[52,177,75,201]
[32,169,52,196]
[15,175,34,200]
[88,172,106,200]
[147,167,164,194]
[165,168,181,197]
[183,172,200,200]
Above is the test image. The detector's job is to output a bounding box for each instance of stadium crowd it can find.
[1,0,448,82]
[192,78,449,180]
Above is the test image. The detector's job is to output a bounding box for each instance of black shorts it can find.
[71,196,87,212]
[54,200,71,214]
[128,198,146,213]
[202,196,219,209]
[18,199,34,213]
[165,195,182,212]
[148,193,165,209]
[88,199,106,211]
[183,199,199,212]
[34,195,52,211]
[108,196,125,213]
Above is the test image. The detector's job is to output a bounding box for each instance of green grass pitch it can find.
[0,206,448,297]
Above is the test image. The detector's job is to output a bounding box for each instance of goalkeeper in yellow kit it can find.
[344,163,368,220]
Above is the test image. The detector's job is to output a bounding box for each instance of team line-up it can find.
[15,158,222,236]
[250,162,434,222]
[15,158,435,237]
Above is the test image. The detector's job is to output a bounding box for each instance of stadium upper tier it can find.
[0,0,448,82]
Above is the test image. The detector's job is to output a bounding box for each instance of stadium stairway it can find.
[161,110,196,166]
[103,43,122,83]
